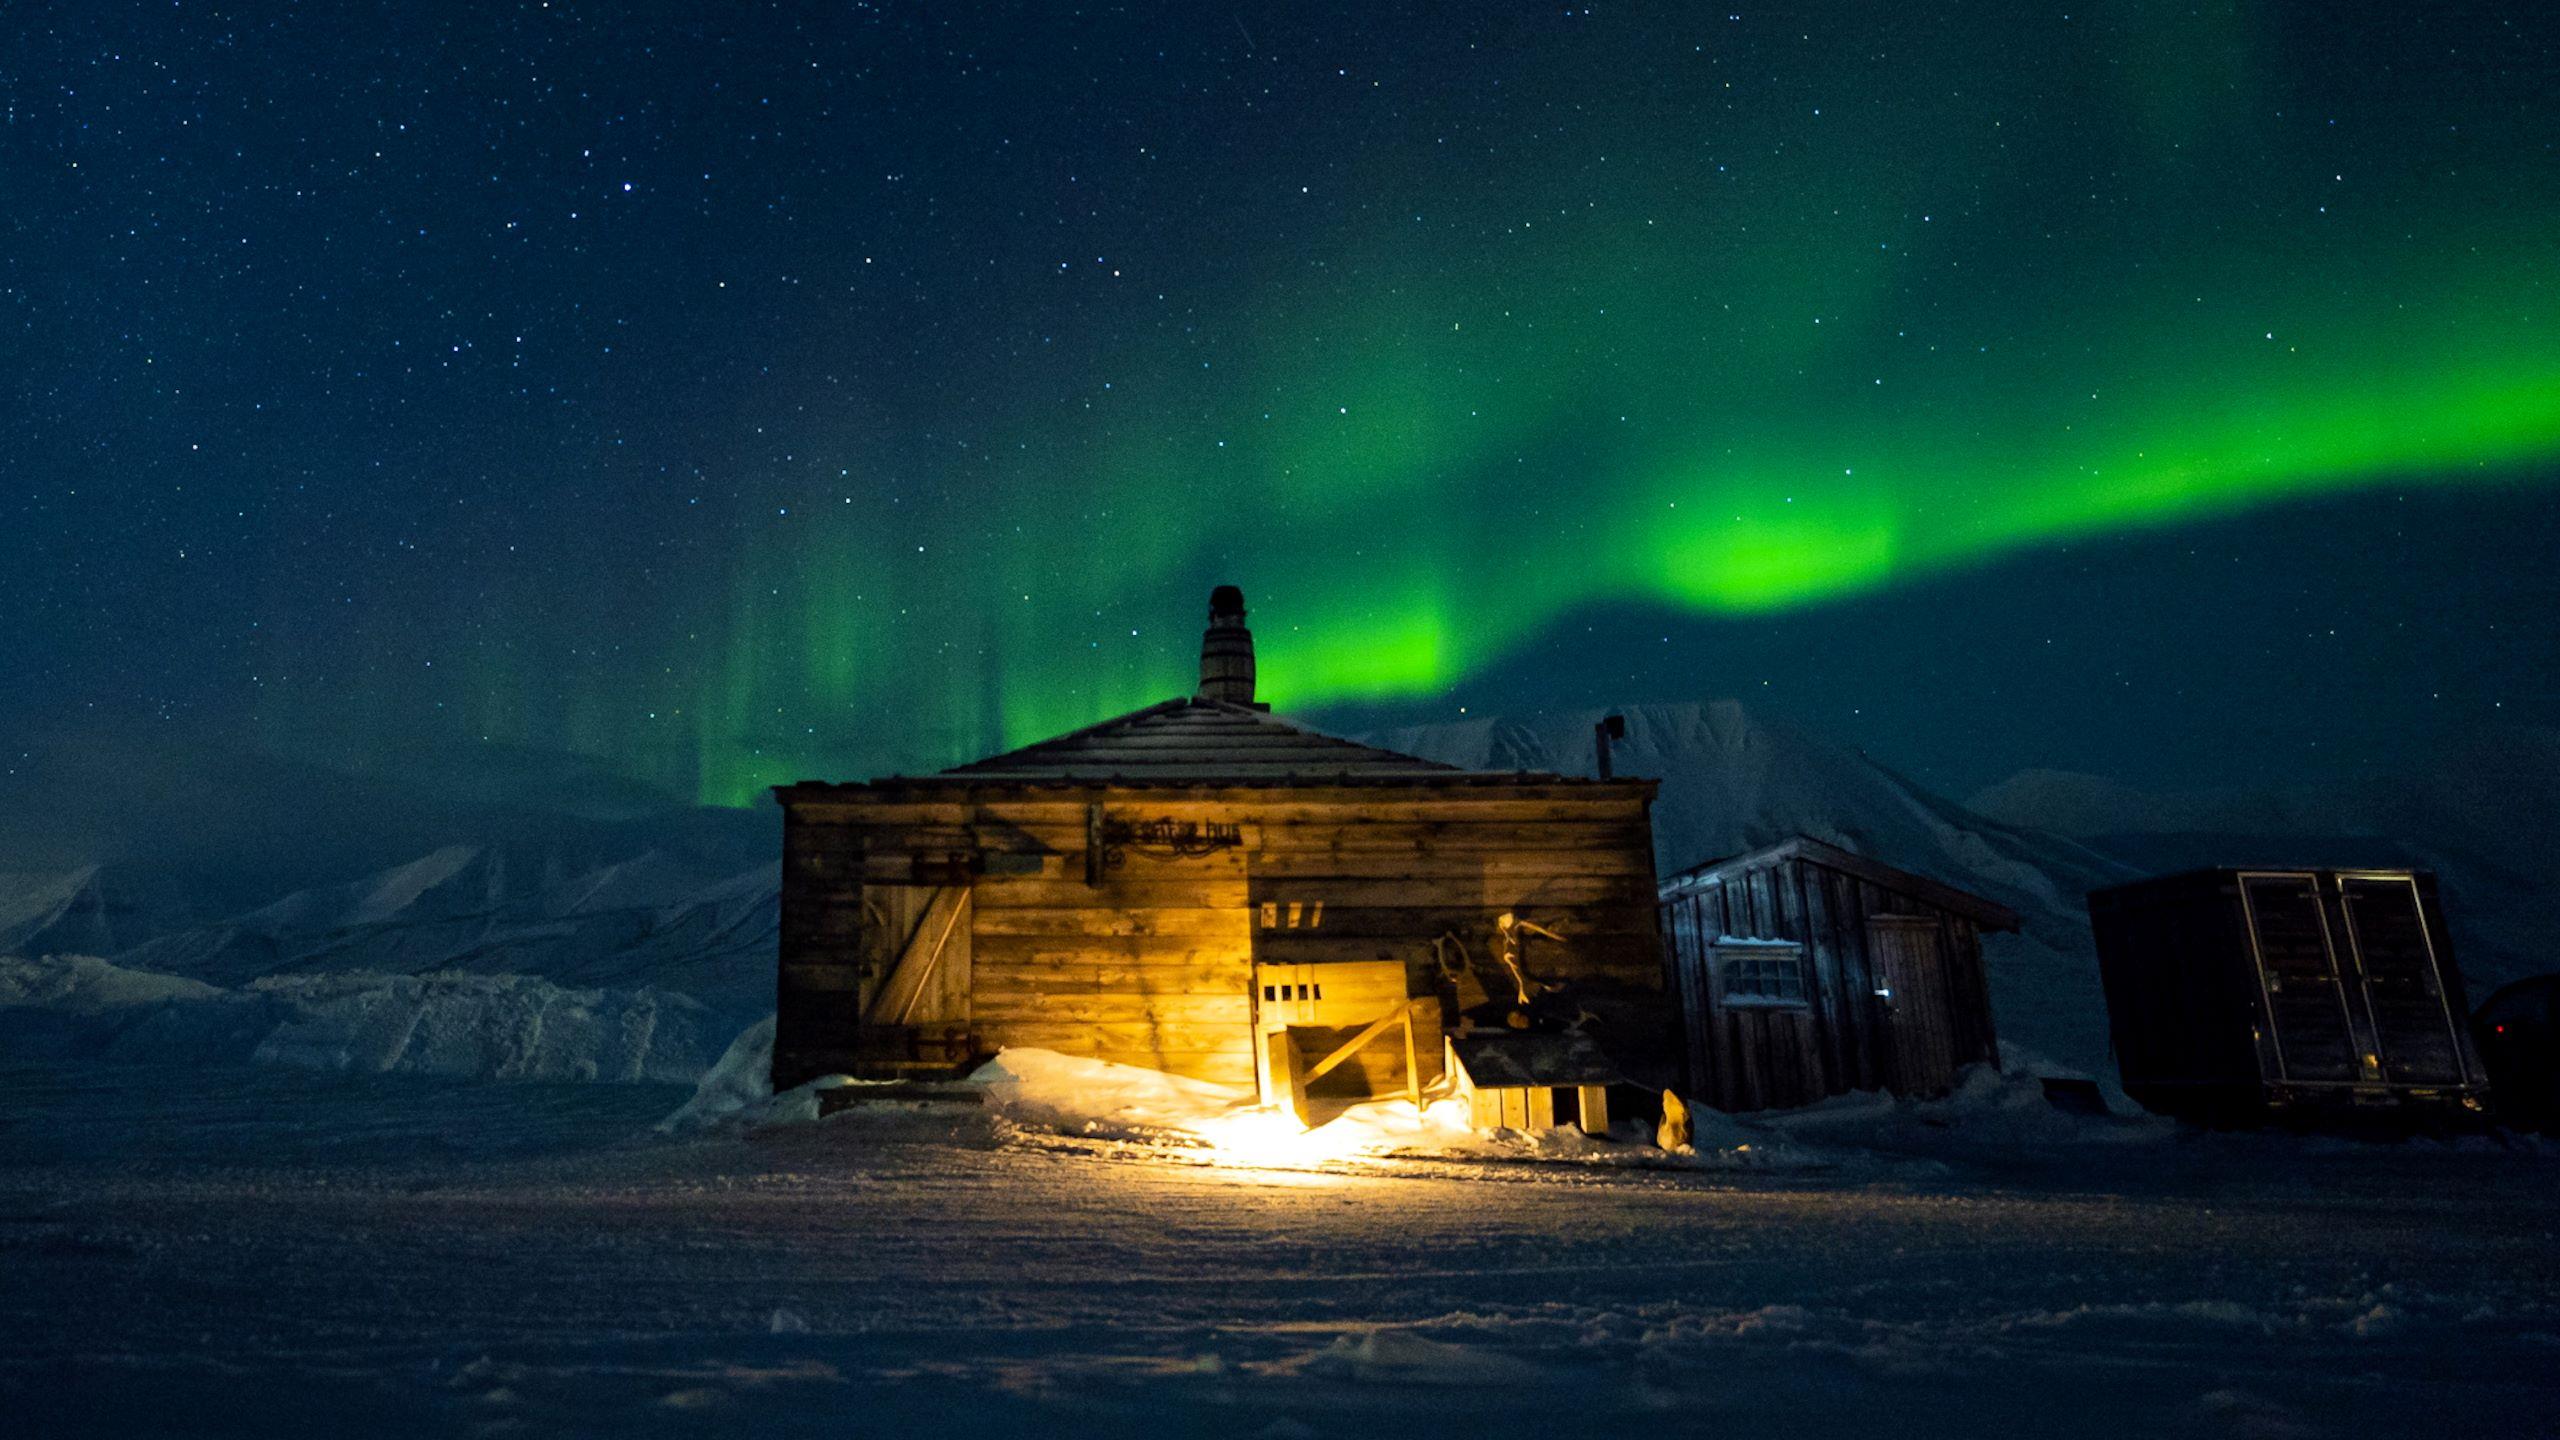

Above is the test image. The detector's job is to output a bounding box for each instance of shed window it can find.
[1715,944,1809,1008]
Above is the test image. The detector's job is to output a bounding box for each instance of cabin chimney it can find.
[1197,585,1258,706]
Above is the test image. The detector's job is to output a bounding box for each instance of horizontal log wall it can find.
[777,787,1663,1093]
[974,839,1255,1086]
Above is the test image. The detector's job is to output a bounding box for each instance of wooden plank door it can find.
[1868,916,1958,1097]
[864,884,971,1026]
[853,884,973,1071]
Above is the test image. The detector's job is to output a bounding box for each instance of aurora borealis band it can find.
[8,3,2559,806]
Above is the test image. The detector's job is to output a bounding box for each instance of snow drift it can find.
[0,955,721,1082]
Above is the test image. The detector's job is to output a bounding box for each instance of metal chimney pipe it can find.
[1593,713,1627,779]
[1197,585,1257,705]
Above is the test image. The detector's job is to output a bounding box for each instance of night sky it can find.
[7,2,2557,807]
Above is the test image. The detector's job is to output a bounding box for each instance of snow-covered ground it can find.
[3,1057,2555,1440]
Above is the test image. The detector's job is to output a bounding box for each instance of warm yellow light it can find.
[1185,1106,1386,1170]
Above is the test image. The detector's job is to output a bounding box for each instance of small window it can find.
[1716,944,1809,1008]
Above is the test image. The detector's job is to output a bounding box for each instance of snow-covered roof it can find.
[1661,834,2023,932]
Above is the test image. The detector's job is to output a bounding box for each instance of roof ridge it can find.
[932,694,1474,779]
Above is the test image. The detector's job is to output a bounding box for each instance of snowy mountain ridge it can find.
[2,701,2549,1077]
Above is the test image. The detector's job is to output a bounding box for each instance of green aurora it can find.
[171,4,2556,806]
[676,267,2560,803]
[676,190,2560,801]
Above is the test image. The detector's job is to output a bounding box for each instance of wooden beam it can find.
[1403,1012,1423,1108]
[1267,1028,1308,1127]
[1302,1005,1411,1085]
[1576,1085,1609,1133]
[865,886,968,1026]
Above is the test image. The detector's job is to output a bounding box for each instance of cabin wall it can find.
[773,803,873,1087]
[972,834,1256,1088]
[1659,854,2001,1112]
[777,786,1663,1094]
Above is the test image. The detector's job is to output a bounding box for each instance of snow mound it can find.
[970,1048,1724,1167]
[0,952,226,1013]
[1286,1328,1532,1386]
[1747,1058,2176,1155]
[657,1014,778,1131]
[970,1047,1498,1162]
[0,953,271,1063]
[0,954,721,1083]
[246,972,721,1082]
[971,1047,1257,1137]
[655,1016,985,1134]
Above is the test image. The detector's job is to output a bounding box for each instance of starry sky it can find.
[6,1,2557,808]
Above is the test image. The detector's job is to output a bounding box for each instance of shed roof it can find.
[1447,1031,1625,1089]
[781,696,1645,791]
[1660,834,2023,932]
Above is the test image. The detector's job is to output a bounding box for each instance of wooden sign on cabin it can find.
[769,585,1676,1119]
[1086,809,1244,883]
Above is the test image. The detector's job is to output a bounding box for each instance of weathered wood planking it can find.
[773,776,1665,1092]
[1658,837,2014,1112]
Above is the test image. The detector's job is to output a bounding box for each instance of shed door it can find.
[2337,876,2470,1087]
[858,883,973,1067]
[2237,873,2362,1085]
[1868,916,1958,1097]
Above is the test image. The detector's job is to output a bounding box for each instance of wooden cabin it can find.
[2087,867,2490,1124]
[770,587,1674,1117]
[1657,837,2017,1112]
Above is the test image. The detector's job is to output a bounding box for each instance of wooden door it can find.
[854,883,973,1071]
[1868,916,1958,1097]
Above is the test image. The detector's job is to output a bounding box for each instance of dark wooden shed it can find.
[769,587,1676,1117]
[1657,837,2018,1112]
[2087,867,2490,1123]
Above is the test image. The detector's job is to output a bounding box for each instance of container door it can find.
[1868,916,1958,1097]
[2336,875,2472,1087]
[2237,874,2363,1085]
